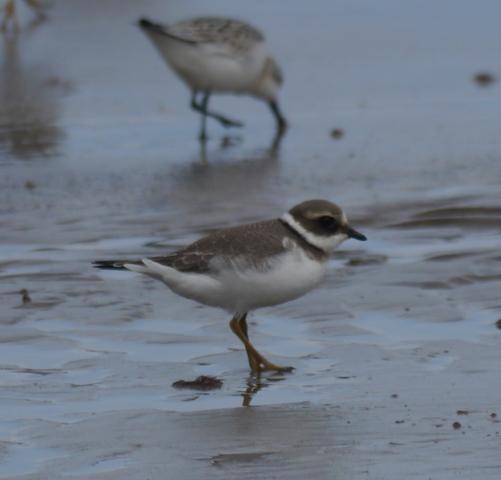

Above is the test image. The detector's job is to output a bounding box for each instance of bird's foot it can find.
[251,355,294,374]
[219,117,244,128]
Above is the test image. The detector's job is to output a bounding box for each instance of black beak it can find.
[346,226,367,241]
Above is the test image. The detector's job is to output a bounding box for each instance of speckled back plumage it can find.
[150,219,326,273]
[94,218,326,275]
[170,17,264,52]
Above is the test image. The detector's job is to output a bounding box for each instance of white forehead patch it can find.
[281,213,348,254]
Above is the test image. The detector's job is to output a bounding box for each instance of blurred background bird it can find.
[138,16,287,141]
[1,0,46,32]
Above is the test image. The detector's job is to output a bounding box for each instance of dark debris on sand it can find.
[20,289,32,305]
[473,72,497,87]
[330,128,344,139]
[172,375,223,391]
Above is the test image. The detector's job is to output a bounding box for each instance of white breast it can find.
[133,247,327,314]
[223,248,328,313]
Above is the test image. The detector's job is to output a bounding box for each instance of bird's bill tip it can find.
[346,226,367,241]
[137,18,152,29]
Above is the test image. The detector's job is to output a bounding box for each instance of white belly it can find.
[147,35,267,93]
[145,250,327,314]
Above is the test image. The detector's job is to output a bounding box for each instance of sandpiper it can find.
[94,200,366,373]
[138,16,287,140]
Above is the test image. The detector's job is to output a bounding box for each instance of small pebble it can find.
[473,72,496,87]
[330,128,344,139]
[20,289,31,305]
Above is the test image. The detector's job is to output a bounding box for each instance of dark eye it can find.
[318,215,338,230]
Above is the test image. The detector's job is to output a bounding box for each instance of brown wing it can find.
[148,219,290,274]
[172,17,264,47]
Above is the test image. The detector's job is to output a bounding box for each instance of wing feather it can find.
[94,219,300,276]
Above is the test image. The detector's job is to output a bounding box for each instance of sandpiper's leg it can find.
[190,91,210,141]
[229,314,294,373]
[199,91,209,142]
[191,91,244,130]
[268,100,288,133]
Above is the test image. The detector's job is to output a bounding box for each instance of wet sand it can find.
[1,0,501,478]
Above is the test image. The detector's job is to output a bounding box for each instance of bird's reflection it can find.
[146,129,286,229]
[0,28,67,160]
[241,372,288,407]
[198,127,285,165]
[242,374,265,407]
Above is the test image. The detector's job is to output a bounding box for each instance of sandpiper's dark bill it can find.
[94,199,367,373]
[138,16,287,140]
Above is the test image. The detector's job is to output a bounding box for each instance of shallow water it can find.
[1,0,501,478]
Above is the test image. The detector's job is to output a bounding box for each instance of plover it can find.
[94,200,366,373]
[138,16,287,140]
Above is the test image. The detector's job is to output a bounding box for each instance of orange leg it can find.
[229,313,294,373]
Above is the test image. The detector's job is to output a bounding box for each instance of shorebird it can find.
[94,200,366,373]
[138,16,287,140]
[1,0,45,31]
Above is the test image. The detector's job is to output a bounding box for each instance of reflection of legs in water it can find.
[229,313,294,373]
[241,372,288,407]
[269,124,287,155]
[198,138,208,164]
[241,374,264,407]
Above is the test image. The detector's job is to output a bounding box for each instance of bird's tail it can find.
[137,17,197,44]
[93,260,132,270]
[93,259,157,276]
[138,18,166,33]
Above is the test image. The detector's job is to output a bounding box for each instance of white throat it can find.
[281,212,348,254]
